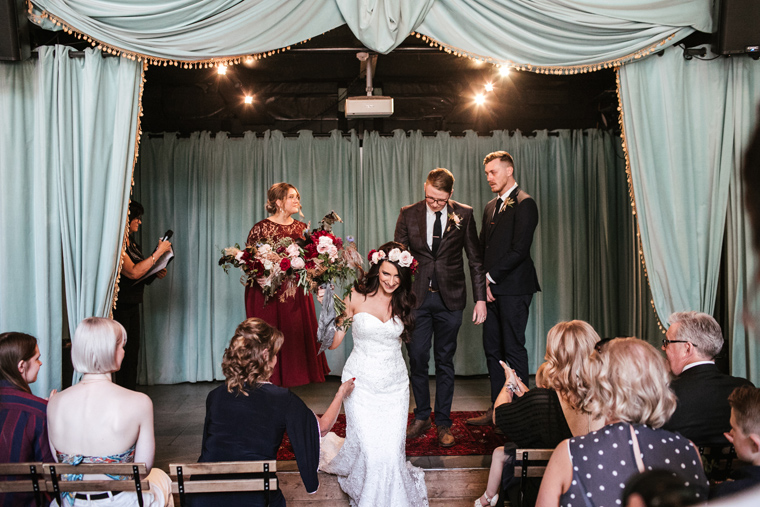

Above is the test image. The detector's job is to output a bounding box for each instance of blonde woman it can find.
[475,320,603,507]
[47,317,172,507]
[536,338,709,507]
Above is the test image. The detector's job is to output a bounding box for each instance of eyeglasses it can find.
[661,339,692,348]
[425,195,449,205]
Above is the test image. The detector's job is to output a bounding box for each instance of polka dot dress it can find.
[559,423,709,507]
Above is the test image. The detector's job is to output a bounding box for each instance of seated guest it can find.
[661,311,754,446]
[711,385,760,498]
[47,317,172,506]
[474,320,604,507]
[190,318,354,507]
[536,338,709,506]
[0,332,54,507]
[623,469,702,507]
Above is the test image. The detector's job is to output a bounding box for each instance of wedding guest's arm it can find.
[316,379,355,436]
[535,439,572,507]
[461,206,487,323]
[132,393,157,472]
[286,393,321,494]
[393,208,409,248]
[120,239,172,279]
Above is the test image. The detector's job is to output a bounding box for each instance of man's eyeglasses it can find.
[425,195,449,205]
[661,339,692,348]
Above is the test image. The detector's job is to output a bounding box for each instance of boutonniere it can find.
[499,197,516,214]
[447,212,462,231]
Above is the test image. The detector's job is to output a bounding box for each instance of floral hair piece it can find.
[367,248,418,275]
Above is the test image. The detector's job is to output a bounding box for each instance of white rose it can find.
[234,251,244,261]
[317,243,330,254]
[371,251,384,265]
[224,247,240,256]
[263,259,273,271]
[258,244,272,255]
[328,245,339,260]
[398,251,413,267]
[318,236,333,247]
[291,257,305,270]
[286,243,301,258]
[388,248,401,262]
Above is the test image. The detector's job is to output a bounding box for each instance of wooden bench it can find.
[0,462,45,507]
[43,463,150,507]
[514,449,553,507]
[170,461,278,507]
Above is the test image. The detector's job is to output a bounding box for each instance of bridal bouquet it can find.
[218,237,309,304]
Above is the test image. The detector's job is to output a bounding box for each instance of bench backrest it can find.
[515,449,554,507]
[0,462,45,507]
[43,462,150,507]
[170,461,278,507]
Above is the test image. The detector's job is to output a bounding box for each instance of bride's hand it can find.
[337,378,355,399]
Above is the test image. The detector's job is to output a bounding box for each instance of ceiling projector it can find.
[345,96,394,117]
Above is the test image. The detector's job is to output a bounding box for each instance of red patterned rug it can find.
[277,411,505,460]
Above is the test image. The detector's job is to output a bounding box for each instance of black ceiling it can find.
[31,24,619,136]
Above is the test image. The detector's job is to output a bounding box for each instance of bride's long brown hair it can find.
[354,242,416,343]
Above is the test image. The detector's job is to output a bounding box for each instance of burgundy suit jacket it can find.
[394,199,486,311]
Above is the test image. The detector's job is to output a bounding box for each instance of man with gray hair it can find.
[662,311,754,446]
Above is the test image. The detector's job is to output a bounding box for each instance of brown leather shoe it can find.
[466,406,494,426]
[406,417,432,439]
[437,426,455,447]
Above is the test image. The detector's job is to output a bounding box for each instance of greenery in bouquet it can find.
[218,237,309,304]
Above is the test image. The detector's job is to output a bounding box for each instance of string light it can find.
[484,82,494,92]
[499,66,511,77]
[474,93,486,106]
[217,64,227,75]
[244,95,253,104]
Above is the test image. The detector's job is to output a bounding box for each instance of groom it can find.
[395,168,486,447]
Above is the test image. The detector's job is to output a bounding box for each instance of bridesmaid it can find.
[244,182,329,387]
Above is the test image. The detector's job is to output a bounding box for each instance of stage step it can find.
[280,466,499,506]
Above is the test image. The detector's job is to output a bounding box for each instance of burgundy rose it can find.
[280,258,291,271]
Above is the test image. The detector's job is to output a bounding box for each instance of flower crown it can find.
[367,248,418,274]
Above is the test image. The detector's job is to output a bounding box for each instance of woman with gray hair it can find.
[536,338,709,507]
[46,317,172,506]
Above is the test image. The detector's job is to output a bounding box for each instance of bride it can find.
[319,242,429,507]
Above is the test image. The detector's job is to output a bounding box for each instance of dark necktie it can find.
[432,211,442,257]
[494,197,503,219]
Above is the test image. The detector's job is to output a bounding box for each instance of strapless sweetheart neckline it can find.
[353,311,397,325]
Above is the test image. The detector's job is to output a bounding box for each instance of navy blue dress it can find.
[560,423,709,507]
[189,383,320,507]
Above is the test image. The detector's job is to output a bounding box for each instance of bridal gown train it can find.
[320,312,429,507]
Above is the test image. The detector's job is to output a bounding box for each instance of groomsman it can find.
[467,151,540,426]
[395,168,486,447]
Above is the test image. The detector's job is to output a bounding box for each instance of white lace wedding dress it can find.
[320,312,429,507]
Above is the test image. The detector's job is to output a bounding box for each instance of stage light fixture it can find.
[474,93,486,106]
[244,95,253,104]
[217,64,227,75]
[499,66,510,77]
[484,82,494,92]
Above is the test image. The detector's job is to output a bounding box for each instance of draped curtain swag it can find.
[30,0,710,70]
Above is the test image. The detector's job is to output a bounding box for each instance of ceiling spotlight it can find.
[474,93,486,106]
[484,82,494,92]
[244,95,253,104]
[217,65,227,75]
[499,66,510,77]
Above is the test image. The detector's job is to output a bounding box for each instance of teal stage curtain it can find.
[0,46,142,394]
[135,128,654,382]
[619,46,760,383]
[133,131,360,384]
[30,0,710,62]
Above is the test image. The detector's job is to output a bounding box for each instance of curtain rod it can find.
[29,49,118,59]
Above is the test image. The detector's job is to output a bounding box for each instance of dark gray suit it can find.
[395,199,485,427]
[481,186,540,402]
